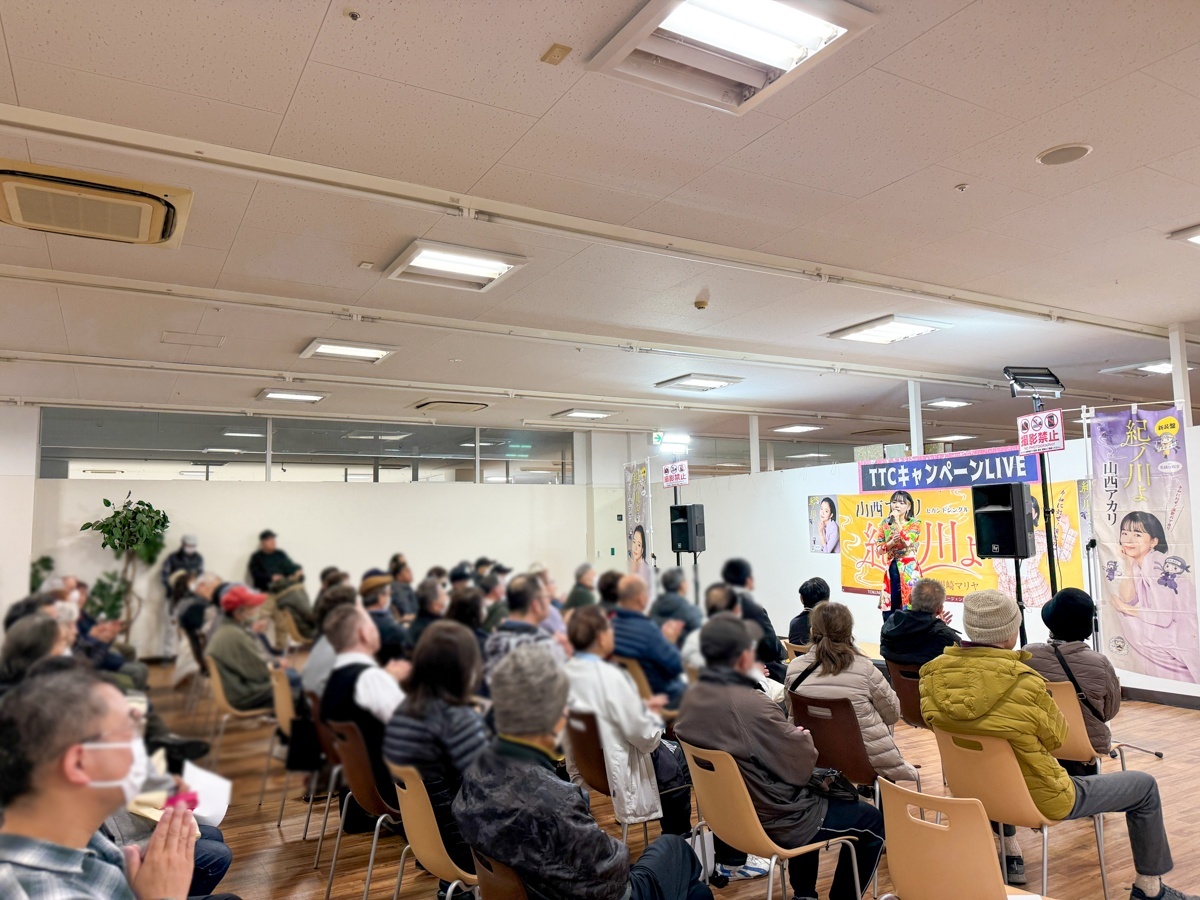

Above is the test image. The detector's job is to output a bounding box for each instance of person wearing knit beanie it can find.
[961,588,1023,645]
[491,644,569,737]
[1041,588,1095,642]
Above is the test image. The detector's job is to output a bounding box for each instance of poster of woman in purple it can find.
[1092,406,1200,683]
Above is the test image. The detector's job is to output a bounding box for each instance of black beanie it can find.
[1041,588,1095,642]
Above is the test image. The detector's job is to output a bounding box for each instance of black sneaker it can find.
[1131,885,1200,900]
[1005,856,1027,885]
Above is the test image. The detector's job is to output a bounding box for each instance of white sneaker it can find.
[714,855,771,880]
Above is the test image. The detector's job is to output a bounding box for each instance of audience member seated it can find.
[0,614,72,698]
[314,567,351,611]
[721,558,787,682]
[455,644,713,900]
[301,584,359,698]
[1024,588,1121,777]
[385,621,489,892]
[248,529,315,641]
[564,563,598,612]
[160,534,204,594]
[479,574,508,633]
[449,562,475,592]
[566,607,694,836]
[682,584,786,704]
[612,575,687,709]
[650,568,702,644]
[473,557,495,582]
[3,593,58,632]
[0,668,240,900]
[72,585,149,693]
[484,575,568,679]
[598,569,623,613]
[922,588,1197,900]
[787,602,918,784]
[207,583,297,710]
[388,555,418,618]
[360,569,408,663]
[319,605,411,834]
[676,616,885,900]
[446,586,490,658]
[879,578,959,666]
[789,577,829,646]
[529,564,568,636]
[405,576,449,650]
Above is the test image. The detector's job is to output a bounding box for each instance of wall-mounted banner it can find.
[1092,406,1199,683]
[859,446,1040,492]
[808,495,840,553]
[839,482,1084,604]
[624,460,654,588]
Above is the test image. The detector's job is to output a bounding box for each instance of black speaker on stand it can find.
[972,483,1035,645]
[670,504,705,554]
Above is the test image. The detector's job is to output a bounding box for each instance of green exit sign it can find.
[652,432,664,445]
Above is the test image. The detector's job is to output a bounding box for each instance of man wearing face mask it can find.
[0,668,241,900]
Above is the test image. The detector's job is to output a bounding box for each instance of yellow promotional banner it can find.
[840,482,1085,605]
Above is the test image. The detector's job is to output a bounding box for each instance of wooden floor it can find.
[151,664,1200,900]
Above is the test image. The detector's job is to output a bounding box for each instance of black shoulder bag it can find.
[1051,645,1105,721]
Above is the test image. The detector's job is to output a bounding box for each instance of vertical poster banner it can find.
[623,460,654,587]
[1092,406,1200,683]
[808,495,840,553]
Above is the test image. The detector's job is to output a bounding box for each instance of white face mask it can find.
[66,589,82,606]
[83,738,148,805]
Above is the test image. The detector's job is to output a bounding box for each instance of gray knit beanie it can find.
[491,644,569,736]
[962,589,1022,645]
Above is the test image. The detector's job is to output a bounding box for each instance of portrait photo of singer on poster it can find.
[1093,406,1200,683]
[808,495,840,553]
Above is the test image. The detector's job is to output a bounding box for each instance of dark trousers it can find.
[630,834,713,900]
[190,825,232,896]
[1067,771,1172,876]
[659,787,693,836]
[788,798,884,900]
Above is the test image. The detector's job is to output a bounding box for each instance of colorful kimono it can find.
[878,518,922,612]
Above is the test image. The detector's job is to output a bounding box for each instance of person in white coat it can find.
[563,606,693,836]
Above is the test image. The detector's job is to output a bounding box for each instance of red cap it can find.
[220,583,266,613]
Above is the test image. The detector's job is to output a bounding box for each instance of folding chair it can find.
[884,660,926,730]
[679,740,862,900]
[782,641,808,661]
[387,762,478,899]
[566,709,649,844]
[204,655,272,766]
[306,690,343,870]
[472,850,529,900]
[257,667,302,827]
[613,656,677,721]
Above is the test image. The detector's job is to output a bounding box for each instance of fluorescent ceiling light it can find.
[1167,223,1200,245]
[828,315,948,344]
[1098,361,1193,376]
[461,441,503,447]
[178,470,205,478]
[1138,362,1193,375]
[661,443,689,454]
[485,476,508,482]
[300,339,394,364]
[656,373,744,391]
[772,424,823,434]
[933,434,976,442]
[345,473,374,482]
[660,0,846,71]
[82,469,125,474]
[202,447,246,454]
[384,239,525,292]
[344,431,411,441]
[786,452,830,459]
[257,389,327,403]
[662,433,691,444]
[925,398,972,409]
[222,428,264,438]
[551,408,616,419]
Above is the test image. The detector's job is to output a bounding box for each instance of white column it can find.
[264,417,273,481]
[0,406,40,613]
[907,380,924,456]
[474,427,481,483]
[766,441,775,472]
[1169,323,1194,427]
[749,415,760,474]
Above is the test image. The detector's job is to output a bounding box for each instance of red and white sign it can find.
[1017,409,1065,455]
[663,460,690,487]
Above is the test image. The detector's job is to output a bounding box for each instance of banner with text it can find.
[624,461,654,588]
[1092,406,1200,684]
[840,481,1085,605]
[859,446,1040,493]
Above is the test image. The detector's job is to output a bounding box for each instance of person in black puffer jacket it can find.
[879,578,960,666]
[384,620,489,882]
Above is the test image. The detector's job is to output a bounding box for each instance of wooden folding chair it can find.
[257,666,311,829]
[306,690,343,870]
[566,709,649,844]
[884,660,926,730]
[204,655,272,766]
[612,655,677,721]
[472,850,529,900]
[387,762,478,899]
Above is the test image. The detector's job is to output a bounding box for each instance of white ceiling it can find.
[0,0,1199,446]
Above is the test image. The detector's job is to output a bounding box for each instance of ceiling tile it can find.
[0,283,67,353]
[499,73,780,197]
[0,361,79,399]
[0,238,52,268]
[0,133,28,161]
[196,305,333,347]
[271,63,537,193]
[181,187,253,251]
[626,166,853,250]
[877,0,1200,119]
[73,366,178,404]
[2,0,328,112]
[222,226,392,292]
[56,287,202,361]
[239,181,442,247]
[469,165,658,225]
[308,0,628,117]
[1143,41,1200,100]
[0,17,15,105]
[10,57,283,152]
[873,229,1061,286]
[213,273,371,307]
[944,73,1200,198]
[755,225,910,270]
[1147,142,1200,188]
[185,335,311,372]
[654,267,818,325]
[0,222,51,260]
[420,214,591,255]
[726,68,1016,198]
[46,234,229,288]
[548,243,711,291]
[982,166,1200,251]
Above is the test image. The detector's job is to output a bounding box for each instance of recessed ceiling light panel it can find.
[222,428,264,438]
[828,314,948,344]
[772,424,823,434]
[257,388,328,403]
[656,373,744,391]
[300,339,395,363]
[551,408,616,419]
[925,398,972,409]
[786,452,830,459]
[932,434,976,442]
[384,239,525,292]
[1167,223,1200,246]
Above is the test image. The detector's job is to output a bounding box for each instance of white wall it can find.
[0,407,39,608]
[31,480,588,655]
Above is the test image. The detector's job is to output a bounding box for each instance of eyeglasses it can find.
[84,708,146,743]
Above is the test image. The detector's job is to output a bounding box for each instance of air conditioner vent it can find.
[414,400,490,413]
[0,159,193,247]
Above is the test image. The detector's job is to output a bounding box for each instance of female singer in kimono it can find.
[877,490,922,618]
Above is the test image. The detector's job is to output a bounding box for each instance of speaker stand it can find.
[1014,559,1028,647]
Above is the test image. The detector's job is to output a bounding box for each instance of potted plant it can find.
[80,492,170,630]
[29,555,54,592]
